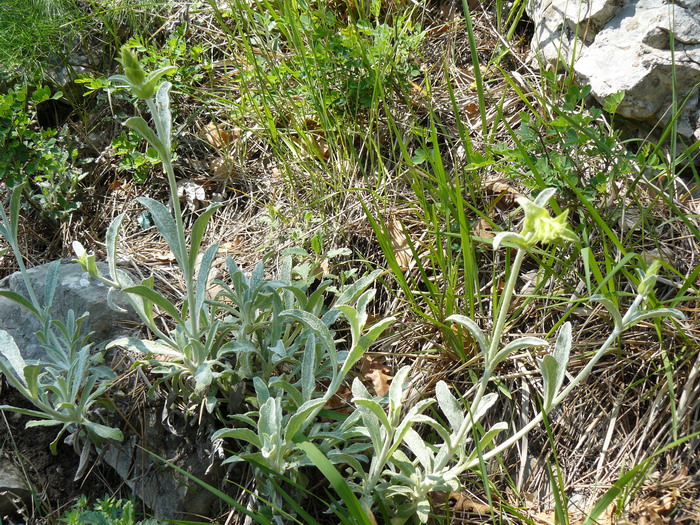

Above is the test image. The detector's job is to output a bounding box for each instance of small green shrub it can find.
[0,84,87,219]
[495,82,633,201]
[61,495,160,525]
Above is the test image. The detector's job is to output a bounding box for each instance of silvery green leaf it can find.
[342,317,395,377]
[136,197,185,270]
[479,421,508,449]
[491,336,548,369]
[435,381,464,433]
[393,400,436,447]
[0,406,51,419]
[540,354,559,412]
[123,117,169,162]
[25,419,62,427]
[623,308,685,329]
[43,260,61,312]
[268,378,303,408]
[253,376,270,406]
[285,398,326,441]
[355,289,375,326]
[301,332,316,402]
[335,269,382,306]
[419,416,451,447]
[324,451,366,474]
[354,398,392,433]
[122,285,183,325]
[590,294,623,332]
[493,231,530,251]
[445,315,488,357]
[72,241,101,280]
[83,422,124,442]
[106,287,127,315]
[70,347,90,401]
[403,427,433,470]
[0,291,41,319]
[152,81,173,153]
[389,366,411,420]
[194,243,219,318]
[0,330,27,384]
[351,376,371,399]
[281,310,336,369]
[552,322,572,396]
[106,337,180,357]
[335,305,361,344]
[466,421,509,465]
[23,364,41,399]
[533,187,557,207]
[473,392,498,422]
[194,363,213,397]
[106,214,126,284]
[188,203,223,270]
[416,498,431,523]
[214,428,262,449]
[75,438,92,481]
[258,397,280,439]
[0,184,23,241]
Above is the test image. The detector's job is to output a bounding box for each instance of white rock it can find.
[527,0,700,139]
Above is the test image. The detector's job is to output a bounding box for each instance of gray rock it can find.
[527,0,700,140]
[100,409,225,520]
[0,261,138,361]
[0,457,31,517]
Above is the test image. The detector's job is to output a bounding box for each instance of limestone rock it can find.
[0,261,138,361]
[527,0,700,140]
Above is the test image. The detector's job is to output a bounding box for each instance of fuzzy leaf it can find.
[151,80,174,151]
[491,336,548,369]
[212,428,262,448]
[334,269,382,306]
[106,337,181,357]
[301,332,316,402]
[121,285,183,325]
[493,231,530,251]
[136,197,185,270]
[435,381,464,433]
[106,214,126,284]
[189,203,223,270]
[0,330,27,384]
[285,398,326,441]
[0,291,41,319]
[446,315,488,356]
[124,117,169,161]
[403,427,433,470]
[389,366,411,420]
[590,295,623,332]
[552,322,572,396]
[194,363,213,397]
[194,243,219,318]
[43,260,61,312]
[83,422,124,442]
[540,355,559,412]
[624,308,685,329]
[353,398,392,433]
[342,317,395,377]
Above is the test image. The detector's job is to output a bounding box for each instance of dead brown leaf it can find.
[484,180,522,211]
[388,219,414,271]
[200,121,238,150]
[473,217,494,239]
